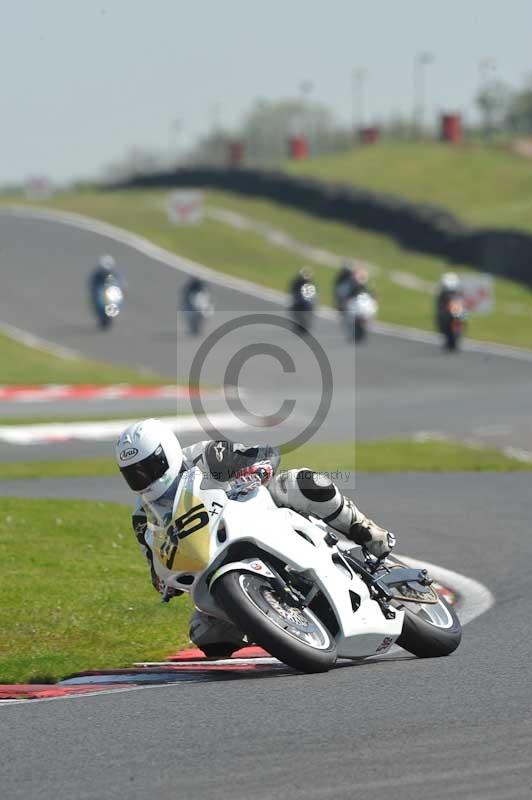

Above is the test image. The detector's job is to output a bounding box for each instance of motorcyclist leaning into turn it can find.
[289,267,317,302]
[334,262,373,311]
[289,267,317,333]
[88,254,126,305]
[115,419,396,657]
[182,276,206,310]
[435,272,464,332]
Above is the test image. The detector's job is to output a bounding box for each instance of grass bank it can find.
[208,190,532,347]
[0,439,529,482]
[287,141,532,232]
[0,498,192,683]
[0,330,167,385]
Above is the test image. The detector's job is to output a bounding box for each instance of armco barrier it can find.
[111,167,532,286]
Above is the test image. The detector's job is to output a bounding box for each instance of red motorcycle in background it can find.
[439,294,467,351]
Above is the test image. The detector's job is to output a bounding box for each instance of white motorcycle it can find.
[94,280,124,328]
[145,467,462,673]
[183,289,214,336]
[344,292,378,343]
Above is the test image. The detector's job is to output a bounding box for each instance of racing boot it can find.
[343,500,396,557]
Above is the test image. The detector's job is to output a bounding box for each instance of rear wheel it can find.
[445,330,458,350]
[395,593,462,658]
[214,570,337,673]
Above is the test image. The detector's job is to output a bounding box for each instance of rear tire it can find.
[396,594,462,658]
[214,571,337,673]
[445,331,457,351]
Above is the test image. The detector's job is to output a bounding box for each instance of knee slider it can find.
[296,469,336,502]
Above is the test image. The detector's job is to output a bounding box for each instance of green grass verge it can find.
[0,411,188,426]
[287,141,532,232]
[3,189,531,348]
[0,498,192,684]
[0,439,529,482]
[0,331,168,385]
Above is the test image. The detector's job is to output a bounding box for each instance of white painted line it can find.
[132,657,278,667]
[0,319,80,360]
[2,205,532,363]
[502,446,532,463]
[0,412,247,445]
[399,555,495,625]
[208,207,433,295]
[206,205,348,270]
[208,206,531,325]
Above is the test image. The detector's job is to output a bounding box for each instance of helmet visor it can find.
[120,445,169,492]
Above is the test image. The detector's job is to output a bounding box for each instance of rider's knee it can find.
[270,468,336,508]
[295,469,336,502]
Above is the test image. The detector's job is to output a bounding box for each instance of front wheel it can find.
[98,313,112,329]
[214,571,337,673]
[395,593,462,658]
[354,319,367,342]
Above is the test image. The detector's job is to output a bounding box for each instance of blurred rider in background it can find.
[182,276,211,313]
[88,254,126,305]
[115,419,396,658]
[181,276,214,335]
[334,262,373,311]
[435,272,464,331]
[289,267,315,299]
[289,267,317,334]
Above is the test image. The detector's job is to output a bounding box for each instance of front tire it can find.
[354,319,367,342]
[445,330,458,351]
[395,594,462,658]
[214,571,337,673]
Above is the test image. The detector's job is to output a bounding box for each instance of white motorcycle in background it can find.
[94,279,125,328]
[145,467,462,673]
[344,292,379,343]
[183,289,214,336]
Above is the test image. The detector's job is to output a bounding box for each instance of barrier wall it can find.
[112,167,532,286]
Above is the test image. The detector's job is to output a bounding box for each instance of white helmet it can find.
[99,254,116,271]
[115,419,183,503]
[440,272,460,291]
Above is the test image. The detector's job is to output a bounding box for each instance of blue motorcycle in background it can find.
[89,256,126,329]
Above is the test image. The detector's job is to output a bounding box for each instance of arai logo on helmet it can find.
[120,447,139,461]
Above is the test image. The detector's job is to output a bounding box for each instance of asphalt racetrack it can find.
[1,210,531,798]
[1,209,532,459]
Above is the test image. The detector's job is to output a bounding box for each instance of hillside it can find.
[287,141,532,232]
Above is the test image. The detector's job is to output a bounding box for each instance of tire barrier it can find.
[111,167,532,286]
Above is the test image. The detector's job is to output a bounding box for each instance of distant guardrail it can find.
[110,167,532,286]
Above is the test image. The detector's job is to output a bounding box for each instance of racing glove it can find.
[234,461,274,485]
